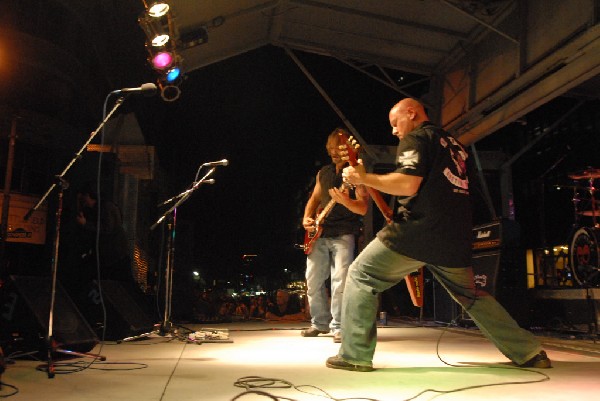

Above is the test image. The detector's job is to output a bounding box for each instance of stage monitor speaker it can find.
[0,275,98,354]
[77,280,155,341]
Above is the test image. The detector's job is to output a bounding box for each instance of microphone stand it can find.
[24,97,126,378]
[122,169,217,341]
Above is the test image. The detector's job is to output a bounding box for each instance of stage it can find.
[1,318,599,401]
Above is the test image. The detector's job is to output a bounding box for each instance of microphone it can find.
[203,159,229,167]
[111,83,157,97]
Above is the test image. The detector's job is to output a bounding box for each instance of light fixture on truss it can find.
[138,1,184,102]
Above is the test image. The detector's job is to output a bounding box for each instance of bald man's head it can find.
[389,98,429,139]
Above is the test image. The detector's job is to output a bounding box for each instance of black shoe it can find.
[518,351,552,368]
[301,327,329,337]
[326,355,374,372]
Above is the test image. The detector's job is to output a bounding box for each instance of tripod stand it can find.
[122,168,218,341]
[24,97,126,378]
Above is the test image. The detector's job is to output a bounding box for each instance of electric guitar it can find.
[302,131,358,255]
[343,135,424,308]
[302,182,347,255]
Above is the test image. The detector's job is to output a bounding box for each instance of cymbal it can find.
[569,168,600,180]
[578,210,599,217]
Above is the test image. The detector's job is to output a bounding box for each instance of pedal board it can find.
[187,328,232,344]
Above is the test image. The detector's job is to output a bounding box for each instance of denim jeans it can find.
[339,238,542,367]
[305,233,355,333]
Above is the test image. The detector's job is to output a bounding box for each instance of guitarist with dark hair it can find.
[301,128,369,343]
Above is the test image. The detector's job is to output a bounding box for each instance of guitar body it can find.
[303,225,323,255]
[406,270,424,308]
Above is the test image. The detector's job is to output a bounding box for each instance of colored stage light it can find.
[166,66,180,82]
[152,52,173,69]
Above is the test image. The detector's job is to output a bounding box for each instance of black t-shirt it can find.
[318,164,363,238]
[377,122,472,267]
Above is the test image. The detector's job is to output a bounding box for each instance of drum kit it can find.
[566,168,599,287]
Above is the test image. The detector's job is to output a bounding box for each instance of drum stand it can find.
[23,98,126,378]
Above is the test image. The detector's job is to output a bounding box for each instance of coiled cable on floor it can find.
[232,375,381,401]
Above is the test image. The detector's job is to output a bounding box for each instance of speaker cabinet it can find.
[0,275,98,353]
[472,250,501,296]
[433,280,459,324]
[75,280,155,341]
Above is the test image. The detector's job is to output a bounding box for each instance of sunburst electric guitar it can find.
[343,136,424,308]
[302,132,356,255]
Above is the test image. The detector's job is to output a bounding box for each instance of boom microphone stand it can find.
[23,96,127,378]
[123,166,219,341]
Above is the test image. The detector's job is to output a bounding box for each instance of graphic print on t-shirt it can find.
[440,135,469,194]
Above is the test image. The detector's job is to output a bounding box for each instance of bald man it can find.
[326,98,550,372]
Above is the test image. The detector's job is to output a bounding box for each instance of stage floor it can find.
[1,318,599,400]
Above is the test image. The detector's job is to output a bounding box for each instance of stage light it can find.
[139,1,187,102]
[158,81,181,102]
[165,66,180,82]
[152,51,173,69]
[139,15,171,47]
[147,2,169,17]
[138,2,172,48]
[151,34,170,47]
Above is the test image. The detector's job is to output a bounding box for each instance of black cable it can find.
[231,389,283,400]
[66,361,149,371]
[232,376,382,401]
[0,381,19,398]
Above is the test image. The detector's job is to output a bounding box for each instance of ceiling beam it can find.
[450,25,600,145]
[290,0,469,40]
[278,38,434,75]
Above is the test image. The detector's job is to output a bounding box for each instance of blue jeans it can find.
[305,234,355,333]
[339,238,542,367]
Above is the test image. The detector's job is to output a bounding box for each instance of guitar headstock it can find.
[338,133,360,166]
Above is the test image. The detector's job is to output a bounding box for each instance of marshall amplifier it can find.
[471,220,529,326]
[472,219,520,252]
[473,221,502,250]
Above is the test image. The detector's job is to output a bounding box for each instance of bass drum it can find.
[569,227,600,286]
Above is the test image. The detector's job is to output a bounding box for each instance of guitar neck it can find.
[315,182,348,224]
[341,135,393,224]
[367,187,393,223]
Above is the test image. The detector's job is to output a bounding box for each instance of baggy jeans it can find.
[338,238,542,367]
